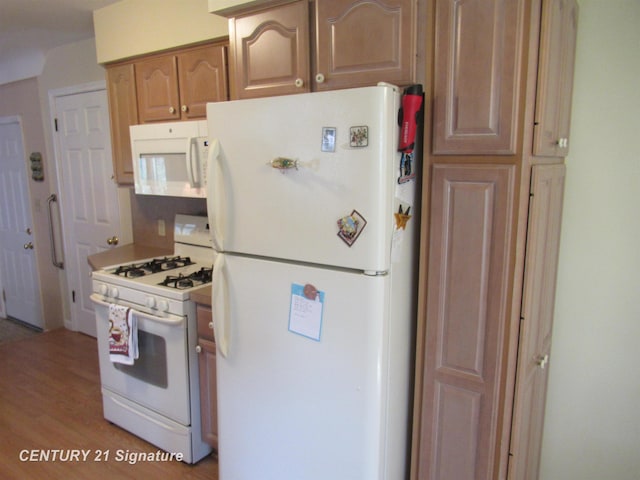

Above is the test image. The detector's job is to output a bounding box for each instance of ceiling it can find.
[0,0,120,80]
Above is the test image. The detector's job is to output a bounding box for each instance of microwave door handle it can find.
[185,137,199,187]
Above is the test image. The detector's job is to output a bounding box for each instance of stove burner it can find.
[159,267,213,290]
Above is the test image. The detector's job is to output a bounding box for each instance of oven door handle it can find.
[90,294,185,326]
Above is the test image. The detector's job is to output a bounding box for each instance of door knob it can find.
[23,242,34,249]
[106,236,119,246]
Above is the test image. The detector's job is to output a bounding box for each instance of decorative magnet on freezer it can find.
[337,210,367,246]
[321,127,337,152]
[394,205,412,230]
[398,152,416,184]
[350,126,368,147]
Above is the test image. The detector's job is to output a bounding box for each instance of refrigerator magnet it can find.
[321,127,336,152]
[337,210,367,247]
[349,126,368,147]
[288,283,325,341]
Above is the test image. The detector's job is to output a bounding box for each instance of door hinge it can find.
[2,288,5,303]
[54,118,58,132]
[72,290,76,303]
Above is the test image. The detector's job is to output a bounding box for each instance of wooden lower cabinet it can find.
[507,164,566,479]
[196,304,218,450]
[415,164,516,479]
[413,163,566,479]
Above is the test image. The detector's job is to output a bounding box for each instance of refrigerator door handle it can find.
[212,253,230,357]
[206,139,224,251]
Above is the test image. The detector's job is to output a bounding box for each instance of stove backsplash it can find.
[129,191,207,249]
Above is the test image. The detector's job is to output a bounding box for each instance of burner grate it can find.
[159,267,213,289]
[113,256,194,277]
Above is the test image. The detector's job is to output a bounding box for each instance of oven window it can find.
[114,330,168,388]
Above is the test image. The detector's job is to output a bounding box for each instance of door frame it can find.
[47,81,132,332]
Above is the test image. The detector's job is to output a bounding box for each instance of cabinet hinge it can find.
[54,118,58,132]
[72,290,76,303]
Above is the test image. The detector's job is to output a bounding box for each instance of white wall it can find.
[93,0,228,63]
[540,1,640,478]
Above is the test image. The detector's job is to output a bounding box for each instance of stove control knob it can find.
[157,300,169,312]
[108,287,119,298]
[97,284,108,296]
[146,296,157,309]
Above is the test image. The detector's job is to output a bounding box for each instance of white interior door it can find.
[0,117,43,328]
[52,86,128,337]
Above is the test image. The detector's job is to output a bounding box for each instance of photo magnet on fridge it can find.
[349,126,368,147]
[337,210,367,247]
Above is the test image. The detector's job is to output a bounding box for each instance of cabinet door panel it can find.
[533,0,578,157]
[230,1,310,99]
[508,164,565,479]
[106,63,138,184]
[178,45,229,119]
[198,337,218,449]
[135,55,181,122]
[314,0,416,90]
[433,0,525,154]
[416,164,515,480]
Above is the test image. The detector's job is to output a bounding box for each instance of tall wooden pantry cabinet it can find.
[412,0,577,479]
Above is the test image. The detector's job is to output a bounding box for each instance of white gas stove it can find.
[92,215,214,314]
[90,214,213,464]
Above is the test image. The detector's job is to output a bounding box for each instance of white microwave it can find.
[130,120,209,198]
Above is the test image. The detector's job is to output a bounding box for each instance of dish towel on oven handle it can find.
[108,304,139,365]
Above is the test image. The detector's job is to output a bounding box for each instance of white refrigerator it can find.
[206,83,419,480]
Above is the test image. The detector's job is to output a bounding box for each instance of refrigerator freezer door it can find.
[215,254,408,480]
[207,85,401,272]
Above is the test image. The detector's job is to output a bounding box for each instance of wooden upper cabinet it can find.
[106,63,138,184]
[136,44,229,122]
[229,1,310,99]
[227,0,416,99]
[533,0,578,157]
[178,44,229,118]
[432,0,526,155]
[314,0,416,91]
[136,55,181,123]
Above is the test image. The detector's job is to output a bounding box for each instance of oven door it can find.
[91,294,191,426]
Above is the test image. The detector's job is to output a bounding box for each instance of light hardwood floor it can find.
[0,328,218,479]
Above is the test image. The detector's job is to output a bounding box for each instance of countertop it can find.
[87,243,212,306]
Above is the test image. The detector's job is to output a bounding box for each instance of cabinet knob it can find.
[208,321,214,330]
[169,106,176,114]
[536,354,549,369]
[315,73,325,84]
[294,78,304,88]
[196,345,202,354]
[181,105,188,113]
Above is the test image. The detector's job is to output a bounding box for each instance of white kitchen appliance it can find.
[206,84,420,479]
[90,215,214,463]
[130,120,209,197]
